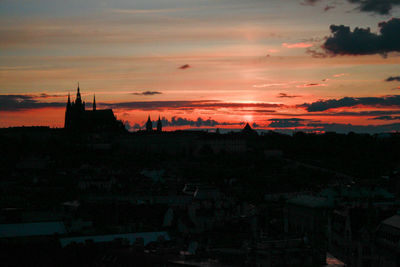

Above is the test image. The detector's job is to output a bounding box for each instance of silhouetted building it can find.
[146,115,153,132]
[241,123,258,136]
[157,116,162,132]
[64,85,123,132]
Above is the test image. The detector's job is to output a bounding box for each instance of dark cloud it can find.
[300,95,400,112]
[296,83,327,87]
[104,100,283,111]
[348,0,400,15]
[322,18,400,57]
[1,95,283,113]
[270,110,400,117]
[32,93,66,99]
[307,122,400,134]
[386,76,400,82]
[266,116,400,133]
[123,121,132,131]
[131,116,242,130]
[369,115,400,120]
[132,91,163,96]
[277,93,301,98]
[325,110,400,116]
[178,64,191,69]
[268,118,309,128]
[130,123,143,131]
[302,0,400,14]
[164,116,241,127]
[0,94,65,111]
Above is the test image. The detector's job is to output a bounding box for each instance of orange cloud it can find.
[333,73,349,78]
[282,42,313,49]
[296,83,327,88]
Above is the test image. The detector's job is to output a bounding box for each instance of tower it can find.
[157,116,162,132]
[64,84,123,132]
[64,92,71,128]
[146,115,153,132]
[74,83,84,111]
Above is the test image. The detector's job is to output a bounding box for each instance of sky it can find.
[1,0,400,133]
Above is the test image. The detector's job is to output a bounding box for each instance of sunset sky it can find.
[1,0,400,133]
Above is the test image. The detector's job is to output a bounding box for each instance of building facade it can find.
[64,85,124,132]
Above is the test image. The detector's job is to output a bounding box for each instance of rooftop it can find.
[0,221,66,238]
[287,195,333,208]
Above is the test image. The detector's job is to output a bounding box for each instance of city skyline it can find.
[1,0,400,133]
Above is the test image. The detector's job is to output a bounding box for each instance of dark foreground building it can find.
[64,85,124,132]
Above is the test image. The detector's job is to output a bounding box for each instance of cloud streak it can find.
[104,100,283,111]
[0,94,66,111]
[268,118,310,128]
[300,95,400,112]
[282,42,313,49]
[277,93,301,98]
[369,115,400,120]
[266,116,400,133]
[302,0,400,14]
[347,0,400,15]
[178,64,191,69]
[386,76,400,82]
[0,96,285,113]
[132,91,163,96]
[296,83,327,88]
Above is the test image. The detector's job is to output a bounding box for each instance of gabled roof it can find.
[382,214,400,229]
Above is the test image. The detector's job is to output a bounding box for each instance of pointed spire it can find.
[75,82,83,109]
[157,115,162,132]
[93,94,96,111]
[76,82,81,98]
[146,115,153,132]
[242,122,257,135]
[67,92,71,106]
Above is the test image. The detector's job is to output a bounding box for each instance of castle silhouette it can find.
[64,85,124,132]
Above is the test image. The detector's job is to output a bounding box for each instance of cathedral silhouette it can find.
[146,115,162,132]
[64,85,124,132]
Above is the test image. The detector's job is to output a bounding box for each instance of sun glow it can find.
[243,114,254,123]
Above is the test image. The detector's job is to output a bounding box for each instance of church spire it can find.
[157,115,162,132]
[67,92,71,107]
[93,94,96,111]
[146,115,153,132]
[76,82,81,100]
[74,82,84,110]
